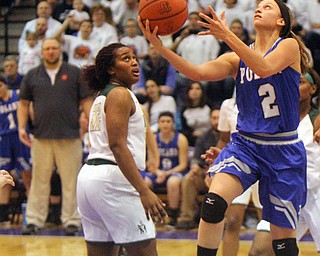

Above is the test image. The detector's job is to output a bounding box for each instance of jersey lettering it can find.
[89,103,101,131]
[239,67,261,84]
[258,83,280,118]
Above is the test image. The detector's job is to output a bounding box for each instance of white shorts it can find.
[296,187,320,251]
[256,219,270,232]
[77,164,156,244]
[232,182,262,209]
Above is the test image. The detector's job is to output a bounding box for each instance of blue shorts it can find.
[145,170,187,191]
[0,133,31,172]
[208,132,306,229]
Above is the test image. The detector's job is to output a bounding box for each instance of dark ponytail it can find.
[81,43,127,93]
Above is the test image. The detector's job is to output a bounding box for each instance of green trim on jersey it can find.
[99,84,121,97]
[309,107,320,125]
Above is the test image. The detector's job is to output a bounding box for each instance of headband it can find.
[274,0,291,38]
[304,73,315,85]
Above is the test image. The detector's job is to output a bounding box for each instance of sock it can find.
[272,238,299,256]
[0,204,10,222]
[197,245,218,256]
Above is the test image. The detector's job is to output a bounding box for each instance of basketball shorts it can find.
[232,182,262,209]
[208,132,306,229]
[296,187,320,251]
[77,163,156,244]
[0,133,31,172]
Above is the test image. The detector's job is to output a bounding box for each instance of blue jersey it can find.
[156,132,180,172]
[236,38,301,134]
[0,90,19,136]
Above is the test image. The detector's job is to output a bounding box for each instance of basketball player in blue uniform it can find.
[139,0,310,255]
[145,111,189,225]
[0,75,31,222]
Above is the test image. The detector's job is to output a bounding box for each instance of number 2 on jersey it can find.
[258,83,280,119]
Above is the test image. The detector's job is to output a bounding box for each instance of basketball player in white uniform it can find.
[77,43,166,256]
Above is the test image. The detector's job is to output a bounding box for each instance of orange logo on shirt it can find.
[61,74,68,80]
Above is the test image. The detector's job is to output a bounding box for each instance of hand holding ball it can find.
[138,0,188,36]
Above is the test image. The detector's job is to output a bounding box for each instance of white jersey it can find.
[88,87,146,170]
[218,97,238,134]
[297,114,320,190]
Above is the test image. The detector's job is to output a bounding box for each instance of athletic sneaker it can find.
[65,225,80,236]
[22,224,40,235]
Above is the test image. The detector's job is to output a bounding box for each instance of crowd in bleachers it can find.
[1,0,320,254]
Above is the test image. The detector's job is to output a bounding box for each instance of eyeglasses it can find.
[42,47,60,51]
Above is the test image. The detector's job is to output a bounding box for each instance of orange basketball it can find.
[138,0,188,36]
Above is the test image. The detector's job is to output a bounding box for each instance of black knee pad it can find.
[272,238,299,256]
[200,192,228,223]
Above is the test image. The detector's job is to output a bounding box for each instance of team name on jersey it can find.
[239,67,261,84]
[158,147,178,157]
[0,101,18,114]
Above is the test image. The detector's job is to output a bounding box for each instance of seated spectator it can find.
[83,3,119,49]
[120,18,149,63]
[55,19,100,67]
[18,1,61,52]
[135,43,176,102]
[170,12,220,109]
[144,111,189,226]
[207,18,253,108]
[67,0,90,35]
[0,170,14,188]
[3,55,23,90]
[100,0,127,26]
[18,31,42,75]
[143,79,177,133]
[180,81,212,147]
[118,0,139,37]
[176,108,220,229]
[214,0,246,27]
[52,0,89,24]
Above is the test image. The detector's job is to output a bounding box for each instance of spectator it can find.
[0,75,31,223]
[287,0,310,33]
[118,0,139,37]
[304,0,320,75]
[52,0,85,24]
[171,12,220,108]
[0,170,15,188]
[207,18,251,108]
[67,0,90,34]
[55,19,100,67]
[143,79,177,133]
[120,18,149,63]
[176,108,220,230]
[3,55,23,90]
[18,37,93,236]
[18,30,42,75]
[18,1,61,52]
[135,43,176,102]
[180,81,212,147]
[214,0,246,27]
[100,0,126,26]
[145,111,189,226]
[85,3,119,49]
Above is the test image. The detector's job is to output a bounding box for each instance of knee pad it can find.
[200,192,228,223]
[272,238,299,256]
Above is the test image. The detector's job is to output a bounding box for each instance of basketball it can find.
[138,0,188,36]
